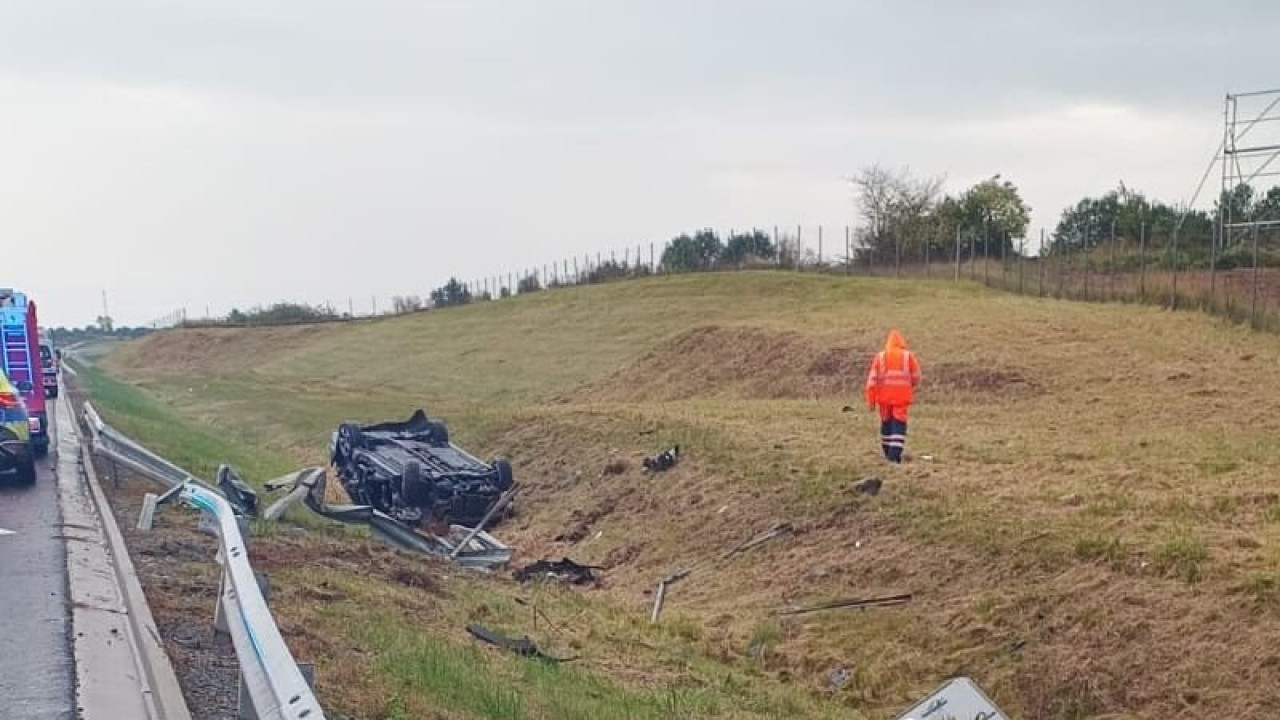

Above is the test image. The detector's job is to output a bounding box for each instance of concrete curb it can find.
[57,391,193,720]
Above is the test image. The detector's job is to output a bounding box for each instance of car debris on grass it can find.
[513,557,602,585]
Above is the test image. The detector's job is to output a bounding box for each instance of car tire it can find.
[337,423,364,456]
[16,457,36,485]
[400,460,424,504]
[492,457,514,491]
[428,420,450,444]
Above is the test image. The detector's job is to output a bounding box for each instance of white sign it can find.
[894,677,1008,720]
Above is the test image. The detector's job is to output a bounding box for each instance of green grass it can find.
[1153,530,1211,584]
[86,272,1280,719]
[73,361,295,483]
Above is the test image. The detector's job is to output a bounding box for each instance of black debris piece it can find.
[513,558,602,585]
[852,476,883,496]
[642,445,680,473]
[466,623,574,663]
[217,464,259,518]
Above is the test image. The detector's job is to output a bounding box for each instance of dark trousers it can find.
[880,417,907,463]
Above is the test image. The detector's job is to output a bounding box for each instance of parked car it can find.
[330,409,514,527]
[0,372,36,485]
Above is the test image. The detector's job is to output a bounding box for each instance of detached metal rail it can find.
[81,403,326,720]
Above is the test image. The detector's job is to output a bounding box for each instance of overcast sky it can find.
[1,1,1276,326]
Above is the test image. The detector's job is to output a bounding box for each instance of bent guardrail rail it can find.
[79,403,326,720]
[181,483,325,720]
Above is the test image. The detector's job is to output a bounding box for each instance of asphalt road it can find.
[0,408,76,720]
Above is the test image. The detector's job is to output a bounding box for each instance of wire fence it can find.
[152,222,1280,332]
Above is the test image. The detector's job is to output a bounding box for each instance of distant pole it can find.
[818,225,823,266]
[982,220,990,285]
[1251,223,1261,327]
[1139,220,1147,300]
[348,297,354,316]
[650,242,655,271]
[1109,218,1117,300]
[1001,228,1008,288]
[954,225,961,282]
[925,235,931,277]
[1019,236,1025,294]
[1171,224,1180,310]
[839,225,849,272]
[574,256,579,282]
[636,244,641,272]
[1085,222,1095,298]
[797,225,803,266]
[1038,229,1046,297]
[1210,222,1219,308]
[894,225,901,278]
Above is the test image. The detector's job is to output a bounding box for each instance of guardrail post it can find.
[214,571,231,636]
[137,492,159,531]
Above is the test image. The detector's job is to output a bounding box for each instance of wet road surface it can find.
[0,408,76,720]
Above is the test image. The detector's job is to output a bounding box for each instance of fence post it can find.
[1061,235,1068,297]
[1019,236,1025,294]
[1083,227,1091,301]
[1000,229,1008,289]
[1139,220,1147,301]
[954,226,961,282]
[1251,223,1260,327]
[1038,229,1046,297]
[987,224,994,286]
[1210,222,1219,309]
[846,226,852,276]
[894,231,901,279]
[1109,219,1117,300]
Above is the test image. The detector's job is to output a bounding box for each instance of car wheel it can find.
[400,460,424,504]
[337,423,363,456]
[492,457,514,491]
[428,421,450,445]
[16,457,36,485]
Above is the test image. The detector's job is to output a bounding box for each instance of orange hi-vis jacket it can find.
[864,330,922,409]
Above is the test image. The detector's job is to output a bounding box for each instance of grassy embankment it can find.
[86,272,1280,720]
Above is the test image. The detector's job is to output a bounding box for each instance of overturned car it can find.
[330,409,514,527]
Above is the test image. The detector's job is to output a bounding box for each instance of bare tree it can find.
[851,165,944,262]
[391,295,424,314]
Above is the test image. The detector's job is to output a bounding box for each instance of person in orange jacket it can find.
[864,329,921,463]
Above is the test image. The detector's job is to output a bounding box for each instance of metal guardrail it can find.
[81,403,326,720]
[58,391,193,720]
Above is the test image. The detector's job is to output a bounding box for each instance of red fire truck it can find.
[0,289,49,456]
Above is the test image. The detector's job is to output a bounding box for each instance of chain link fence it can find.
[152,222,1280,332]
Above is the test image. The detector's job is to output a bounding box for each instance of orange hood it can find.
[884,329,907,352]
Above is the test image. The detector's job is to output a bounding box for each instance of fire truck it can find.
[0,289,49,456]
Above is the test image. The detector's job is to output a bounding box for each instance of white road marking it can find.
[0,528,16,536]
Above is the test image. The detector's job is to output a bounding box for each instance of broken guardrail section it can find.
[80,403,326,720]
